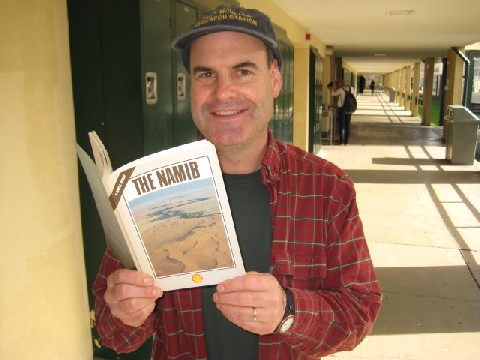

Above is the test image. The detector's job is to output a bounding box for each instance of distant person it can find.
[93,5,382,359]
[369,80,375,95]
[359,75,365,93]
[328,79,353,145]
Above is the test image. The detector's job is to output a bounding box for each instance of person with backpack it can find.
[328,79,355,145]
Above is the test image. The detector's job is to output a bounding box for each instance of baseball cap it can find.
[171,5,283,70]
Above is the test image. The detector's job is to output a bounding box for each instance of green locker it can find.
[309,47,323,154]
[172,2,198,145]
[271,25,294,144]
[282,43,294,143]
[69,1,232,358]
[142,0,175,153]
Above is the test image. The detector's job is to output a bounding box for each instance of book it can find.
[76,131,245,291]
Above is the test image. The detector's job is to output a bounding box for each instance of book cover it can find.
[77,132,245,291]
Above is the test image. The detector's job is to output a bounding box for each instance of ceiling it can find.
[271,0,480,75]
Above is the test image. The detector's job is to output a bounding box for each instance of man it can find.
[327,79,352,145]
[93,5,382,359]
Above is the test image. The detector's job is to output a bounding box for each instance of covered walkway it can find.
[321,93,480,359]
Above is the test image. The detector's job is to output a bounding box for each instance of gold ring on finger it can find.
[252,307,257,322]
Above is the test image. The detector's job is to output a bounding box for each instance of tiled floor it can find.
[323,92,480,360]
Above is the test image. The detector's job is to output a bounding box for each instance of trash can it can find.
[444,105,479,165]
[389,88,396,102]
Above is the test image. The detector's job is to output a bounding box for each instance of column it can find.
[411,62,421,117]
[1,0,92,358]
[422,57,435,125]
[404,66,412,112]
[293,46,310,151]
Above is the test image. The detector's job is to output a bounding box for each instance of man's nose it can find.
[214,75,236,100]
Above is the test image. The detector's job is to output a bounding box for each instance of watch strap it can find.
[274,287,295,333]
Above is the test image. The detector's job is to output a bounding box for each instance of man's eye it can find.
[237,68,252,76]
[199,71,214,79]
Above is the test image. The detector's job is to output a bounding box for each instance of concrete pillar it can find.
[335,56,342,81]
[412,62,421,116]
[329,55,336,84]
[422,57,435,125]
[395,70,402,103]
[445,49,465,109]
[293,46,310,151]
[399,67,406,107]
[0,1,92,358]
[352,70,358,93]
[322,55,332,104]
[405,66,412,111]
[387,72,392,89]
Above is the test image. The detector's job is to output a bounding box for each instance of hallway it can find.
[322,93,480,359]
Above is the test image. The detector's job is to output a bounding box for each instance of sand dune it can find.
[131,192,234,276]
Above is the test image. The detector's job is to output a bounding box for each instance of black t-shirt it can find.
[201,170,272,360]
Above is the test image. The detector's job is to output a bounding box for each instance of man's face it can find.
[189,31,282,149]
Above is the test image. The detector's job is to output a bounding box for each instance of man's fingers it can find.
[107,282,162,302]
[113,300,157,328]
[218,304,279,335]
[213,287,266,307]
[217,272,273,293]
[112,296,156,316]
[215,303,259,322]
[107,269,154,288]
[212,272,286,335]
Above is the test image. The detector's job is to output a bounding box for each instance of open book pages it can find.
[77,131,245,291]
[88,131,112,179]
[76,143,136,269]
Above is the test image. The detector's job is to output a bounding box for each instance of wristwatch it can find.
[274,287,295,334]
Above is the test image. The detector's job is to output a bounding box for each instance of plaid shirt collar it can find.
[261,129,282,183]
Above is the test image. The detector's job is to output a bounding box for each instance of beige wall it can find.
[293,47,310,150]
[240,0,304,42]
[0,1,92,358]
[445,49,465,107]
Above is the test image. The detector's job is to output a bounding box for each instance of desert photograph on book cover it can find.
[128,177,235,277]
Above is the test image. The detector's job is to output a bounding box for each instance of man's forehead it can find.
[189,31,268,65]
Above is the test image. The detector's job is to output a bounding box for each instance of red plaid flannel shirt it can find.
[93,131,382,359]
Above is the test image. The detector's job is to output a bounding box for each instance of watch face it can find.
[279,315,294,333]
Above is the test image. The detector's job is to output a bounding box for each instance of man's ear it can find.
[271,61,282,98]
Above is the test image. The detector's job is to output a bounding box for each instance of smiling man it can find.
[189,30,281,174]
[93,5,382,359]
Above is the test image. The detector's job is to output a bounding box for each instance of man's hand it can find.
[213,272,286,335]
[104,269,163,327]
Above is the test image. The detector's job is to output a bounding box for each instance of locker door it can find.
[309,47,323,154]
[173,1,199,145]
[142,0,174,154]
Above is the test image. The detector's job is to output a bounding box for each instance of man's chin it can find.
[205,132,245,148]
[211,139,243,149]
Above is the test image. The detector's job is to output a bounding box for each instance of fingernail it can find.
[216,284,225,293]
[212,293,218,302]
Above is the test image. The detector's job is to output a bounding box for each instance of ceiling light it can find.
[374,53,386,57]
[386,10,415,16]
